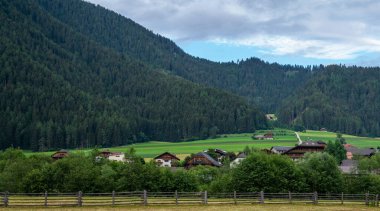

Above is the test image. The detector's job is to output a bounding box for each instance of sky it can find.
[86,0,380,66]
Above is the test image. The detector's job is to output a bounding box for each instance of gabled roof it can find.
[195,152,222,167]
[271,146,292,152]
[345,145,376,156]
[154,152,180,160]
[340,159,358,167]
[299,141,326,147]
[236,152,247,158]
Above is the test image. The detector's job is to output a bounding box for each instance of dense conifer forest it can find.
[0,0,266,151]
[0,0,379,150]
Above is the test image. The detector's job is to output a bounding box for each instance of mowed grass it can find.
[299,130,380,148]
[0,204,378,211]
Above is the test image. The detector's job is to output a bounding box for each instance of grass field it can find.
[0,204,379,211]
[299,130,380,148]
[24,129,380,159]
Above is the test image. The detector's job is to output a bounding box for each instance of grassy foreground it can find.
[0,204,378,211]
[24,129,380,159]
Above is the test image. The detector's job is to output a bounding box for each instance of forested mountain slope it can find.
[0,0,266,151]
[36,0,313,112]
[278,65,380,137]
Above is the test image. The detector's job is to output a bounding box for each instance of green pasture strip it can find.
[299,130,380,148]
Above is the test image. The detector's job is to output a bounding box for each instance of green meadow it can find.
[299,130,380,148]
[24,129,380,158]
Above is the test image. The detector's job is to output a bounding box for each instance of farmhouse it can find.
[270,146,292,154]
[154,152,180,167]
[339,159,358,174]
[185,152,222,169]
[204,148,227,162]
[51,149,69,160]
[344,144,376,159]
[99,150,126,162]
[254,133,274,140]
[230,152,247,168]
[283,141,326,160]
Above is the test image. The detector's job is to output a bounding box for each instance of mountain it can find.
[35,0,313,113]
[37,0,380,137]
[278,65,380,137]
[0,0,267,151]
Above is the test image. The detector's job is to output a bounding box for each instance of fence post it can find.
[3,192,8,207]
[233,191,237,205]
[203,191,208,205]
[175,190,178,205]
[288,191,292,204]
[259,191,264,204]
[365,192,369,206]
[77,191,83,207]
[112,191,115,206]
[341,192,344,205]
[313,192,318,204]
[44,191,48,207]
[376,194,379,207]
[143,190,147,206]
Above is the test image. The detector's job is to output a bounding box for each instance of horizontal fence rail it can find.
[0,191,378,207]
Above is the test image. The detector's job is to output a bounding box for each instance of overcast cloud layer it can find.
[86,0,380,63]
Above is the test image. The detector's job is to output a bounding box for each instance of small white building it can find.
[99,150,126,162]
[108,152,126,162]
[230,152,247,168]
[154,152,180,167]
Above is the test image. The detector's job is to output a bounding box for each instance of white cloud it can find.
[86,0,380,61]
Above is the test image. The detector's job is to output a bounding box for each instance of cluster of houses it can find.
[51,141,376,173]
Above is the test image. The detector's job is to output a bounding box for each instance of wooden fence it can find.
[0,191,378,207]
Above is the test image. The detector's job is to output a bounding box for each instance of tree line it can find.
[1,148,380,194]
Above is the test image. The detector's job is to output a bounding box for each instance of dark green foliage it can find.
[0,0,266,150]
[35,0,313,114]
[336,133,347,144]
[299,152,343,193]
[278,65,380,137]
[325,140,346,164]
[232,152,305,192]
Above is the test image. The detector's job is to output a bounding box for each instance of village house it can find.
[154,152,180,167]
[283,141,326,160]
[270,146,292,154]
[254,132,274,140]
[51,149,69,160]
[185,152,222,169]
[344,144,376,160]
[230,152,247,168]
[204,148,227,162]
[99,150,126,162]
[339,159,358,174]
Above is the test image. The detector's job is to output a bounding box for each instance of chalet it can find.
[254,133,274,140]
[320,128,327,132]
[204,149,227,162]
[230,152,247,168]
[283,141,326,160]
[339,159,358,174]
[51,149,69,160]
[344,144,376,159]
[99,150,126,162]
[270,146,292,154]
[154,152,180,167]
[185,152,222,169]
